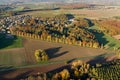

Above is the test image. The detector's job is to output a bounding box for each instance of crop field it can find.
[22,8,120,19]
[23,38,114,61]
[66,9,120,19]
[0,48,26,66]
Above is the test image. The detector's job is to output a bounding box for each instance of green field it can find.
[13,6,24,11]
[0,34,23,49]
[89,26,120,50]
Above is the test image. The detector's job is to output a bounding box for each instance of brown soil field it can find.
[0,55,117,80]
[67,9,120,19]
[23,38,114,62]
[0,38,114,66]
[0,48,27,66]
[0,63,67,80]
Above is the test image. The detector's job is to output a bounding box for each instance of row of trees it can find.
[11,30,100,48]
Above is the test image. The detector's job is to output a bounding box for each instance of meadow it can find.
[89,26,120,50]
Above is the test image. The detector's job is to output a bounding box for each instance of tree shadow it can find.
[47,64,70,75]
[0,66,16,80]
[45,47,69,59]
[108,43,115,48]
[0,34,17,49]
[84,18,94,27]
[67,58,77,64]
[66,14,74,19]
[15,70,33,80]
[89,29,109,46]
[87,54,107,65]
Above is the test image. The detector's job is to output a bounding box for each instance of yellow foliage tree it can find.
[34,49,49,62]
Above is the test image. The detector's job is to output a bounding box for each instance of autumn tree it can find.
[71,60,90,79]
[34,49,49,62]
[53,69,70,80]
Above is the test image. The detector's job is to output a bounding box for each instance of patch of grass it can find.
[114,16,120,19]
[89,26,120,50]
[13,6,24,11]
[102,34,120,50]
[0,34,23,49]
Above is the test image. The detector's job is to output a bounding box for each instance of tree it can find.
[71,60,90,79]
[60,69,70,80]
[116,50,120,59]
[34,49,49,62]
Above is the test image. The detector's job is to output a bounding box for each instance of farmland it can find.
[22,8,120,19]
[0,37,117,79]
[0,38,114,67]
[0,3,120,80]
[0,9,120,67]
[0,48,26,66]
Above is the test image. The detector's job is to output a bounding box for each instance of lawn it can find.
[0,34,23,50]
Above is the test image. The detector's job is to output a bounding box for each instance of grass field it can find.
[89,26,120,50]
[0,35,23,50]
[13,6,24,11]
